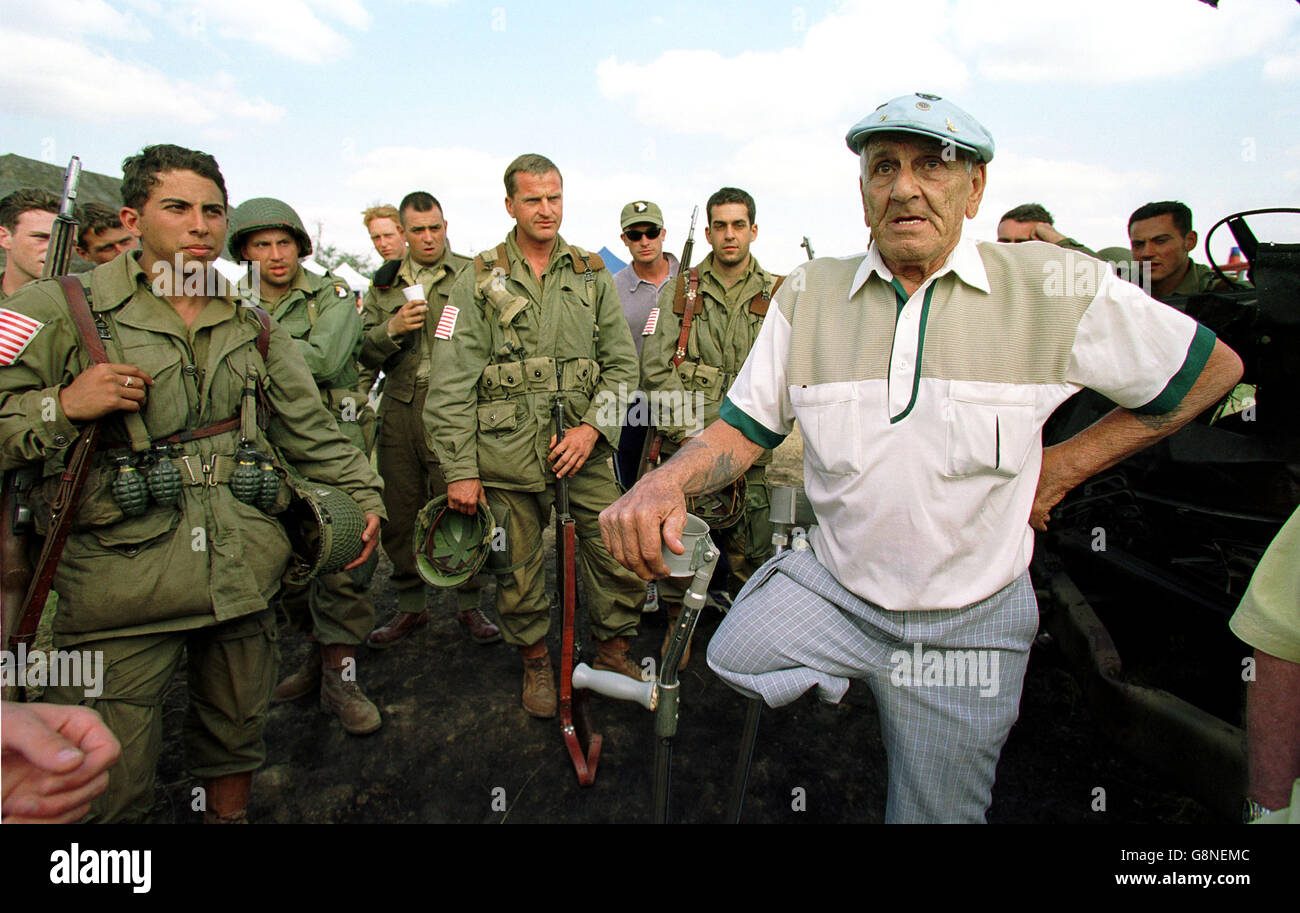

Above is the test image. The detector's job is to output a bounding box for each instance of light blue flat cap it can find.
[846,92,994,163]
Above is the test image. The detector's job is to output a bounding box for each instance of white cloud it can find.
[951,0,1299,84]
[122,0,369,63]
[0,29,284,125]
[1,0,147,40]
[600,0,1299,137]
[597,0,970,140]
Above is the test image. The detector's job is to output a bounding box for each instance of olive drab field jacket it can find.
[424,232,639,492]
[0,252,385,641]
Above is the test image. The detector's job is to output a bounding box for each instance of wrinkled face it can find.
[621,221,665,266]
[996,219,1036,243]
[402,205,447,267]
[368,216,405,261]
[859,135,985,271]
[705,202,756,268]
[77,224,138,264]
[1129,213,1194,284]
[505,170,563,247]
[240,227,300,292]
[0,209,57,282]
[120,169,227,271]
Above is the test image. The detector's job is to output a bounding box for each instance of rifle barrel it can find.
[43,156,82,279]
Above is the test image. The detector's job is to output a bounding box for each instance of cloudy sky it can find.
[3,0,1298,274]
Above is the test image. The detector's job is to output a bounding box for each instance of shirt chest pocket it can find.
[943,383,1036,479]
[789,382,861,476]
[117,341,190,437]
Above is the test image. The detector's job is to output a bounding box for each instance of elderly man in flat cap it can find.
[599,92,1243,822]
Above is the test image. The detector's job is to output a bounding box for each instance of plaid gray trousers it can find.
[706,547,1039,823]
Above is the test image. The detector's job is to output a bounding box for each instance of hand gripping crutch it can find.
[725,486,817,823]
[572,513,719,823]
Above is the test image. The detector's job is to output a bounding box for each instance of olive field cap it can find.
[620,200,664,230]
[227,196,313,259]
[846,93,995,164]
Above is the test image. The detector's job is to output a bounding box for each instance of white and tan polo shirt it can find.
[720,238,1216,612]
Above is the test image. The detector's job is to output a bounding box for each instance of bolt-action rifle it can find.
[801,236,815,260]
[636,206,698,480]
[553,392,601,784]
[2,156,107,657]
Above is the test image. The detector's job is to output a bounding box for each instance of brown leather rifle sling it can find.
[639,269,701,473]
[8,278,109,649]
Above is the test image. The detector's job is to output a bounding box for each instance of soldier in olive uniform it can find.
[1128,200,1248,303]
[227,197,381,735]
[0,145,384,822]
[425,154,645,719]
[639,187,783,665]
[360,192,500,647]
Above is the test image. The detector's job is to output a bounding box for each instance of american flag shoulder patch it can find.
[433,305,459,340]
[0,308,45,366]
[642,307,659,336]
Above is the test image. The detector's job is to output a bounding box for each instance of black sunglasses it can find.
[625,227,662,241]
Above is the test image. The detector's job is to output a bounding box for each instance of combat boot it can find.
[595,635,647,681]
[660,604,693,670]
[202,772,251,824]
[320,645,382,735]
[520,642,556,719]
[272,644,322,702]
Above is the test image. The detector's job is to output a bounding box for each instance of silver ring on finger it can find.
[123,376,133,389]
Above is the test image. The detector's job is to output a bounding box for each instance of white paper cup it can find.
[402,286,426,303]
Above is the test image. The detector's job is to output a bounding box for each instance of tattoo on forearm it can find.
[1134,409,1181,431]
[669,438,745,496]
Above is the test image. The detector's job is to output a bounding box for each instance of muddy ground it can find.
[139,431,1232,824]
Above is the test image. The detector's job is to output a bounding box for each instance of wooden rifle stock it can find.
[553,394,600,784]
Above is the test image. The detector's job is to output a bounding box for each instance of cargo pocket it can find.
[943,382,1036,479]
[477,402,518,433]
[789,383,861,476]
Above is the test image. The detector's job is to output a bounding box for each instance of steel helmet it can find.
[227,196,313,259]
[282,476,368,585]
[414,495,496,588]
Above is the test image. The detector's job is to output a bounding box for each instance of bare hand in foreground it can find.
[2,701,122,824]
[387,300,427,338]
[599,472,689,580]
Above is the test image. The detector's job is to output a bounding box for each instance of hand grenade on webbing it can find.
[111,454,149,517]
[230,442,263,505]
[146,445,183,508]
[256,453,280,512]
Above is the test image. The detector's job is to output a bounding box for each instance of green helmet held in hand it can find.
[282,475,369,585]
[414,495,496,588]
[227,197,313,260]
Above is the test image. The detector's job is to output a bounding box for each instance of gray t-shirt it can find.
[612,252,679,357]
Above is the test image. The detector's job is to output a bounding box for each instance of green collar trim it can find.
[887,280,935,425]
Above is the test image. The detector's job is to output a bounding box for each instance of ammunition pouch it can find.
[478,357,601,401]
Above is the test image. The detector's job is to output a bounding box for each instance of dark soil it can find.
[144,544,1227,824]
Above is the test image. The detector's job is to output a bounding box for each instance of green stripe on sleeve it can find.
[1134,323,1217,415]
[720,397,787,449]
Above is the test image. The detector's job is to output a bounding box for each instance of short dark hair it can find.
[1128,201,1192,235]
[706,187,756,224]
[0,188,60,232]
[503,154,561,198]
[397,191,443,226]
[1000,203,1053,225]
[120,144,227,211]
[76,201,123,248]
